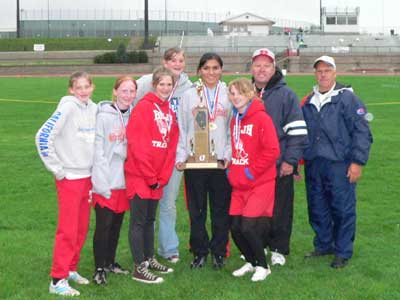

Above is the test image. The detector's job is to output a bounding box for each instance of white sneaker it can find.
[49,279,80,296]
[232,262,255,277]
[271,251,286,266]
[68,271,90,285]
[251,266,271,282]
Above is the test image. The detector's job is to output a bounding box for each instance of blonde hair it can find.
[112,76,137,103]
[68,71,93,89]
[228,78,256,100]
[152,66,176,88]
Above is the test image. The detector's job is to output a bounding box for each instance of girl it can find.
[134,47,192,263]
[125,67,179,284]
[91,76,137,285]
[175,52,232,269]
[35,71,97,296]
[227,78,280,282]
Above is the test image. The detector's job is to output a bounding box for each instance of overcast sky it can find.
[2,0,399,34]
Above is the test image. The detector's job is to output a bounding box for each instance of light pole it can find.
[143,0,150,49]
[164,0,167,35]
[320,0,323,33]
[47,0,50,38]
[16,0,20,38]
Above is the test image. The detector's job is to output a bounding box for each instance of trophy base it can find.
[184,161,224,169]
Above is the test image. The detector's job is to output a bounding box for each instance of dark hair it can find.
[197,52,223,72]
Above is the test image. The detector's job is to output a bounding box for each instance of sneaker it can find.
[93,268,107,285]
[251,266,271,282]
[49,278,80,296]
[330,256,349,269]
[232,262,255,277]
[105,262,129,275]
[271,251,286,266]
[190,255,207,269]
[147,257,173,274]
[132,262,164,284]
[240,254,246,261]
[68,271,89,285]
[304,249,334,259]
[166,255,180,264]
[212,255,225,269]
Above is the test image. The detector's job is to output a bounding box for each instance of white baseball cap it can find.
[252,48,275,65]
[313,55,336,69]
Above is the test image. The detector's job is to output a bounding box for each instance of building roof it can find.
[219,12,275,26]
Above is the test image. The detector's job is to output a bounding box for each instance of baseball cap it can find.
[313,55,336,69]
[252,48,275,65]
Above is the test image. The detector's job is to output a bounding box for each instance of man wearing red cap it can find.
[251,48,308,266]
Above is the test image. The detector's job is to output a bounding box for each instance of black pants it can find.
[231,216,270,268]
[265,174,294,255]
[129,195,158,265]
[93,204,125,269]
[184,169,231,257]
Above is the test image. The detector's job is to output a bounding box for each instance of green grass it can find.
[0,37,130,52]
[0,75,399,300]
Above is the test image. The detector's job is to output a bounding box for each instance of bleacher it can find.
[158,34,400,54]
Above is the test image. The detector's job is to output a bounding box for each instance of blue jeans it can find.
[157,168,183,258]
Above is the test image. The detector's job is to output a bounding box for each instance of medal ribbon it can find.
[113,104,130,141]
[234,113,241,155]
[167,75,180,106]
[203,81,221,121]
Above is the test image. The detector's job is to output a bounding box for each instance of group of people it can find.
[35,47,372,296]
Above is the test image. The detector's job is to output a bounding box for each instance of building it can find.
[219,12,275,36]
[322,7,360,34]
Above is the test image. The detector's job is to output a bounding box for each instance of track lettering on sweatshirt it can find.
[37,111,62,157]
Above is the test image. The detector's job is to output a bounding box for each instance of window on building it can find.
[347,16,358,25]
[326,17,336,25]
[337,16,347,25]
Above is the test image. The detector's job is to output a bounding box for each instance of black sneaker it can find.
[212,255,224,269]
[304,250,334,258]
[190,255,207,269]
[132,262,164,284]
[330,256,348,269]
[105,262,129,275]
[93,268,107,285]
[147,257,173,274]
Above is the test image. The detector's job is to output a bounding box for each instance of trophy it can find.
[184,79,223,169]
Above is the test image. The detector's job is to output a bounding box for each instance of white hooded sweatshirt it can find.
[35,95,97,180]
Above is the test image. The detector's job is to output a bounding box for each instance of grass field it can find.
[0,74,399,300]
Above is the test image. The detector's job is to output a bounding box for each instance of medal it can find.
[209,122,217,131]
[203,82,221,122]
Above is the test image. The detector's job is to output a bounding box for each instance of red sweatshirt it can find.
[125,92,179,200]
[227,98,280,190]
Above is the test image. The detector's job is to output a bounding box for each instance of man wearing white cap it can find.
[251,48,308,266]
[302,56,373,268]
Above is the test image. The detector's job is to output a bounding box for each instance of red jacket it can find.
[227,98,280,190]
[125,92,179,200]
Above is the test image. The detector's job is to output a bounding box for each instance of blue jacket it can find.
[255,69,308,167]
[302,83,372,165]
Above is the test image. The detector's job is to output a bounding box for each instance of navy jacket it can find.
[302,83,372,165]
[255,69,308,167]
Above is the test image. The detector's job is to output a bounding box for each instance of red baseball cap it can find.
[252,48,275,65]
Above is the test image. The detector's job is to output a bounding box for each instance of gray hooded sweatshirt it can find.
[91,101,131,199]
[176,81,232,163]
[35,95,97,180]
